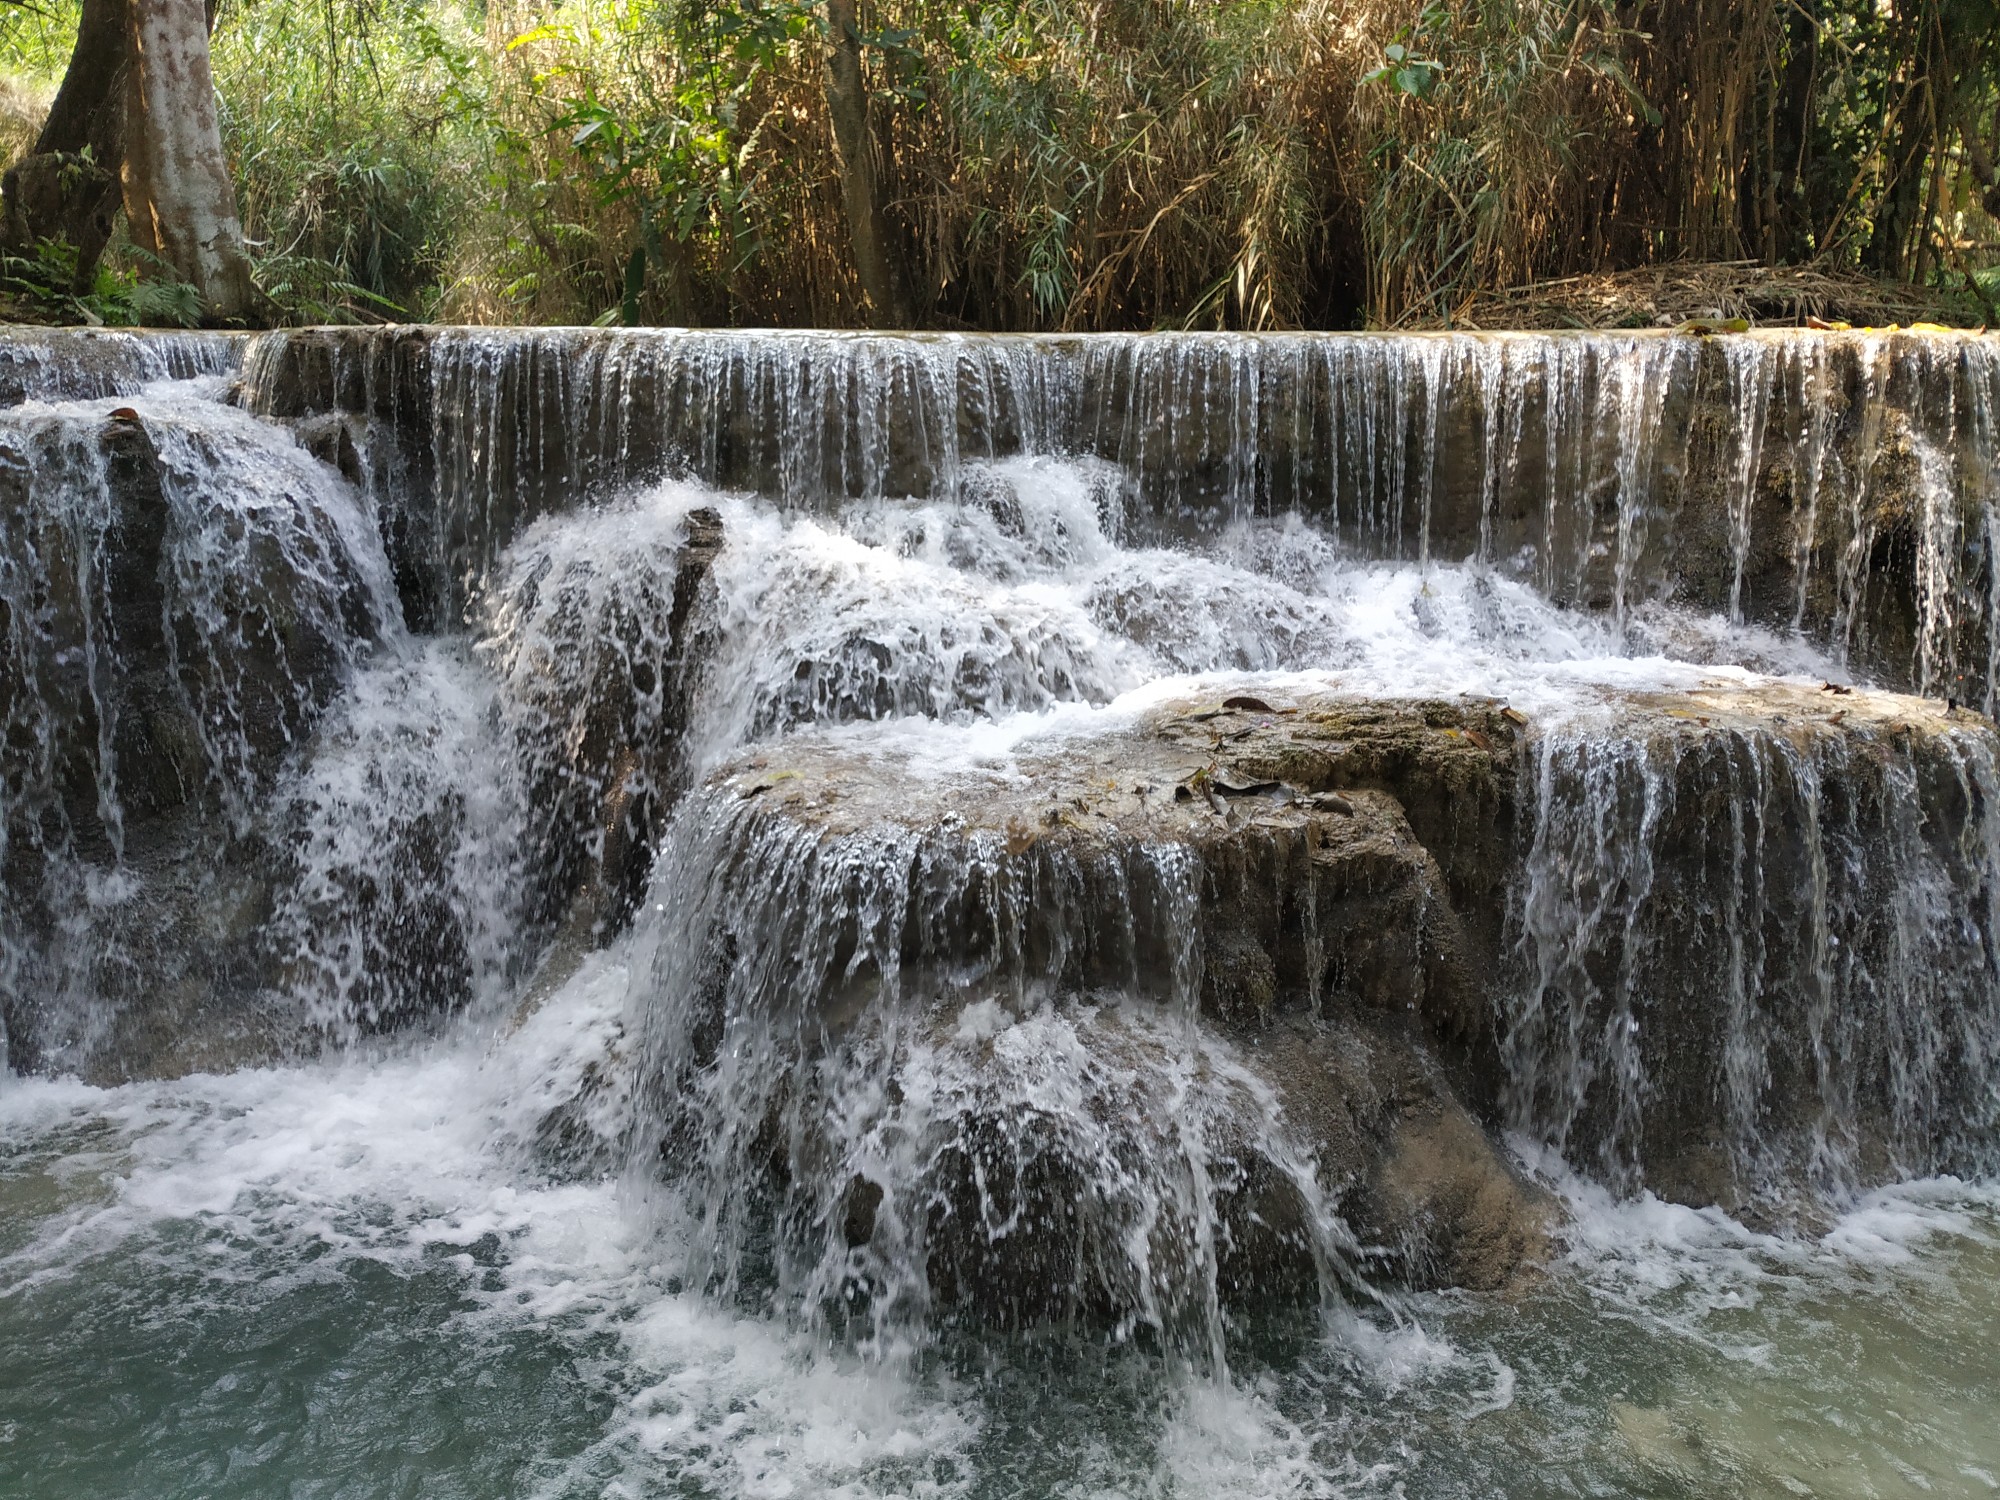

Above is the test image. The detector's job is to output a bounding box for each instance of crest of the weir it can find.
[245,325,2000,703]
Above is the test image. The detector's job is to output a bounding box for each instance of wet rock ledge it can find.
[664,681,2000,1299]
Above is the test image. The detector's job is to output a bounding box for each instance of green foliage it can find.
[211,0,491,321]
[0,239,201,326]
[1362,36,1442,99]
[0,0,77,77]
[499,0,830,322]
[0,0,1998,329]
[1352,0,1651,323]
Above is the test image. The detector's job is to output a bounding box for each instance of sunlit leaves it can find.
[1361,39,1443,98]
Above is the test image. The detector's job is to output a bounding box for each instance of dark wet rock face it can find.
[240,327,445,626]
[0,396,394,1076]
[1261,1019,1553,1294]
[1509,684,2000,1211]
[483,502,725,1012]
[0,386,729,1082]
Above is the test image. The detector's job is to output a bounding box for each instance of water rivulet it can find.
[8,327,2000,1496]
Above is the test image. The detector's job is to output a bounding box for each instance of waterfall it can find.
[0,327,242,405]
[0,381,402,1072]
[617,792,1340,1359]
[12,326,2000,1358]
[1506,695,2000,1206]
[245,327,2000,709]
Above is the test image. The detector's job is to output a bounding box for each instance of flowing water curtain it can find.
[0,392,409,1067]
[236,324,2000,713]
[1505,717,2000,1199]
[623,792,1364,1357]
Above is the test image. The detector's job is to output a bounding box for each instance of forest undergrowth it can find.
[1,0,1997,330]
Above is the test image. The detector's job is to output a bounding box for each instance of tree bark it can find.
[1952,92,2000,222]
[0,0,131,287]
[120,0,259,322]
[824,0,902,325]
[1769,0,1818,262]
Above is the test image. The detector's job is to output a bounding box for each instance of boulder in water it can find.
[609,676,2000,1334]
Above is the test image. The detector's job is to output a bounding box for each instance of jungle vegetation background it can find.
[2,0,1999,330]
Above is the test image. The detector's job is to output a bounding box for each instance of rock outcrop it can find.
[606,679,2000,1331]
[1512,682,2000,1212]
[0,397,390,1075]
[488,502,726,1019]
[0,387,731,1082]
[612,693,1532,1330]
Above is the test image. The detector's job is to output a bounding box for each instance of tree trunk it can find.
[1769,0,1818,262]
[120,0,259,322]
[0,0,131,287]
[1953,92,2000,223]
[824,0,902,325]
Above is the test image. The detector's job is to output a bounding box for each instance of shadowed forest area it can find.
[3,0,2000,330]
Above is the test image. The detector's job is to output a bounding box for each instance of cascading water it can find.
[1506,700,2000,1205]
[0,376,402,1073]
[619,799,1345,1363]
[8,327,2000,1498]
[247,325,2000,704]
[0,327,240,406]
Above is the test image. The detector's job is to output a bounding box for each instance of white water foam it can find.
[9,394,1999,1497]
[0,949,985,1500]
[479,458,1854,799]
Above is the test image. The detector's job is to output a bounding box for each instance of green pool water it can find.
[4,995,1997,1500]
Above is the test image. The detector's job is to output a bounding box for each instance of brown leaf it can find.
[1210,769,1283,796]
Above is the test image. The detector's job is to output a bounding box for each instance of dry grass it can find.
[454,0,1360,330]
[0,75,53,171]
[1437,261,1986,330]
[5,0,1998,329]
